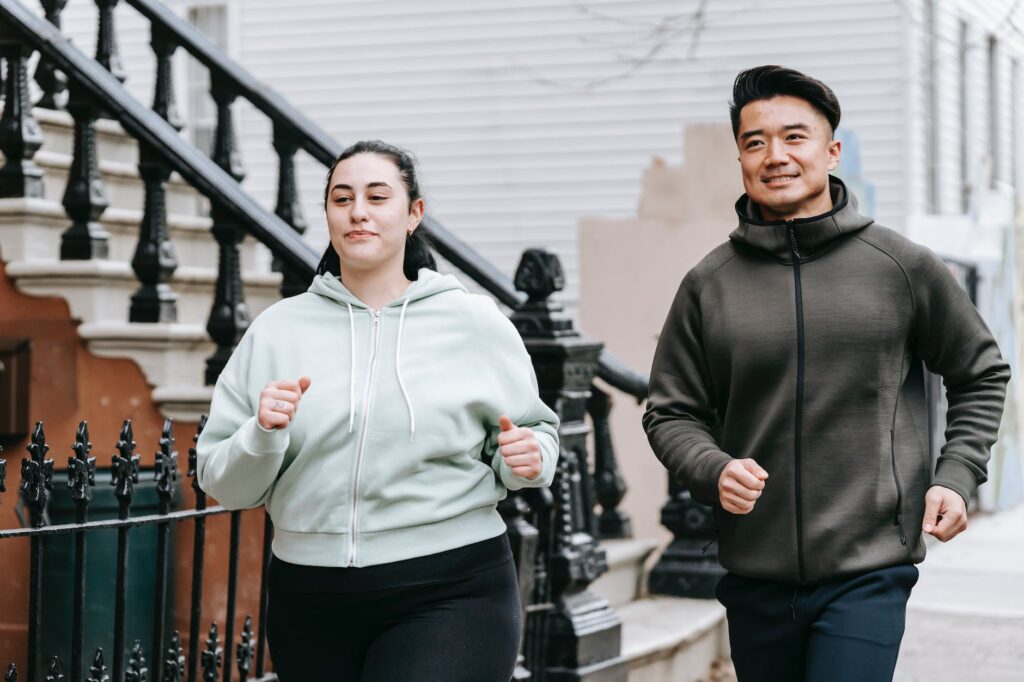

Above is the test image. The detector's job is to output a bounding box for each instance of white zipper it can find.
[347,308,383,567]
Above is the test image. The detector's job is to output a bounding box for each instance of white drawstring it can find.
[395,298,415,442]
[346,302,356,433]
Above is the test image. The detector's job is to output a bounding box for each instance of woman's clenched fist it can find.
[258,376,312,430]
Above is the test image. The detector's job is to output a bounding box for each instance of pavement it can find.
[894,501,1024,682]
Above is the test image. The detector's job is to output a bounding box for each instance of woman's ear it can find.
[408,197,425,233]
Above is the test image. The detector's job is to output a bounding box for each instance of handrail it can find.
[3,0,650,399]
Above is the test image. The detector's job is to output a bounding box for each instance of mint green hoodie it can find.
[196,268,559,567]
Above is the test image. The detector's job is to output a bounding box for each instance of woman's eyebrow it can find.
[330,181,393,191]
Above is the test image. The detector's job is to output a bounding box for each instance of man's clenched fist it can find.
[719,458,769,514]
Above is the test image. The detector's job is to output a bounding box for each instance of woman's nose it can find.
[349,198,369,221]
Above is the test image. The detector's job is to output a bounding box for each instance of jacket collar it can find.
[728,176,874,262]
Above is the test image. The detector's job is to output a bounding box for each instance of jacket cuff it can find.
[691,450,733,506]
[241,417,290,456]
[932,458,979,507]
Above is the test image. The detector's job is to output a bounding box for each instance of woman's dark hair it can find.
[316,140,437,281]
[729,65,841,139]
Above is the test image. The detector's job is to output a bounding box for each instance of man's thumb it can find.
[922,497,940,533]
[298,376,312,394]
[499,415,515,432]
[742,458,769,480]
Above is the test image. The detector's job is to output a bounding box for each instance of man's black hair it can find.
[729,65,841,139]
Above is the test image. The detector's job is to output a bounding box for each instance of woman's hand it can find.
[258,376,312,430]
[497,415,542,480]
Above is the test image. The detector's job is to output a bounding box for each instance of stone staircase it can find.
[591,538,730,681]
[1,105,730,682]
[0,107,280,421]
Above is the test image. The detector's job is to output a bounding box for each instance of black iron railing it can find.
[0,418,274,682]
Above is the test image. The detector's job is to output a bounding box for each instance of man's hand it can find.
[498,415,542,480]
[718,458,768,514]
[257,376,312,430]
[922,485,967,541]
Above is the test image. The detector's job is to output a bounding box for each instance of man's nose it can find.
[765,139,789,165]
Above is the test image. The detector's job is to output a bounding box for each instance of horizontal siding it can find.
[232,0,909,313]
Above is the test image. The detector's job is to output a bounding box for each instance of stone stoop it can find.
[592,539,729,682]
[0,109,285,421]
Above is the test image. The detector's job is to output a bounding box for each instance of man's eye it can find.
[788,134,806,141]
[746,140,763,149]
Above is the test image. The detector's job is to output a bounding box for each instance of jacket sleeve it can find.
[910,248,1011,505]
[195,326,290,510]
[475,299,560,491]
[643,271,733,505]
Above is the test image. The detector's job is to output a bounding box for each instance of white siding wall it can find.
[54,0,918,311]
[231,0,910,311]
[911,0,1024,216]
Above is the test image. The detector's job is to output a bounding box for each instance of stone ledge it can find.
[618,596,727,682]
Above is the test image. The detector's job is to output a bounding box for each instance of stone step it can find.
[0,197,271,272]
[5,258,282,325]
[591,538,660,609]
[36,107,142,167]
[618,596,728,682]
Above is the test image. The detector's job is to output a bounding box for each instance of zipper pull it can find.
[372,310,381,325]
[895,513,907,545]
[786,221,802,259]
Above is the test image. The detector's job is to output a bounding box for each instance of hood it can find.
[728,176,874,262]
[307,267,466,308]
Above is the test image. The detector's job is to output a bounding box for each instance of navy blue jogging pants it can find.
[716,563,919,682]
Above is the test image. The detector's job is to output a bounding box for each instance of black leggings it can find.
[267,536,521,681]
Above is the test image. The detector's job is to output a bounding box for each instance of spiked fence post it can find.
[68,421,97,682]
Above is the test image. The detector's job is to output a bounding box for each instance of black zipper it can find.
[787,222,807,583]
[891,431,907,545]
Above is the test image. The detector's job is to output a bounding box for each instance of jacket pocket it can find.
[890,429,907,546]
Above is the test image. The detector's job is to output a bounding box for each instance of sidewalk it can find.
[894,502,1024,682]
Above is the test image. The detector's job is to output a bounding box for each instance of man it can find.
[642,65,1010,682]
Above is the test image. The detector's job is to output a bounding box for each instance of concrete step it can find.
[0,197,271,272]
[591,538,660,609]
[5,258,282,325]
[36,107,140,167]
[618,596,727,682]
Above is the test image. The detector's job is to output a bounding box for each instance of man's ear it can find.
[826,138,842,172]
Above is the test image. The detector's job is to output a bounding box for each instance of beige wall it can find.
[580,123,743,544]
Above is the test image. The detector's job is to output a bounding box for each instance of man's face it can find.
[736,95,841,221]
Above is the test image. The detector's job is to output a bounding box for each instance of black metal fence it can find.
[0,417,276,682]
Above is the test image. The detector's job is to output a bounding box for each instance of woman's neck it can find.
[341,265,412,310]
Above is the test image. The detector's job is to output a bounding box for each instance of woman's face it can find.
[325,152,424,278]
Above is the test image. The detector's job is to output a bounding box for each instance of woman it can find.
[196,140,559,681]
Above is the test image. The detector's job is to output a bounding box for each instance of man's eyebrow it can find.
[739,123,812,141]
[330,181,393,192]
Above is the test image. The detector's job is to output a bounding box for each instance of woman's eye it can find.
[334,196,351,204]
[370,195,388,201]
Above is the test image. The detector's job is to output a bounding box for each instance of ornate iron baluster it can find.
[272,121,308,298]
[131,25,181,323]
[45,657,64,681]
[522,487,555,679]
[22,421,53,681]
[587,386,631,539]
[33,0,69,110]
[1,449,6,492]
[125,642,148,682]
[648,480,724,598]
[187,417,208,682]
[61,80,110,260]
[0,33,44,199]
[205,75,249,385]
[111,420,139,682]
[68,421,96,682]
[4,663,14,682]
[163,632,185,682]
[201,624,222,682]
[510,249,626,681]
[88,650,108,682]
[150,25,182,130]
[235,616,253,679]
[152,419,177,676]
[93,0,126,88]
